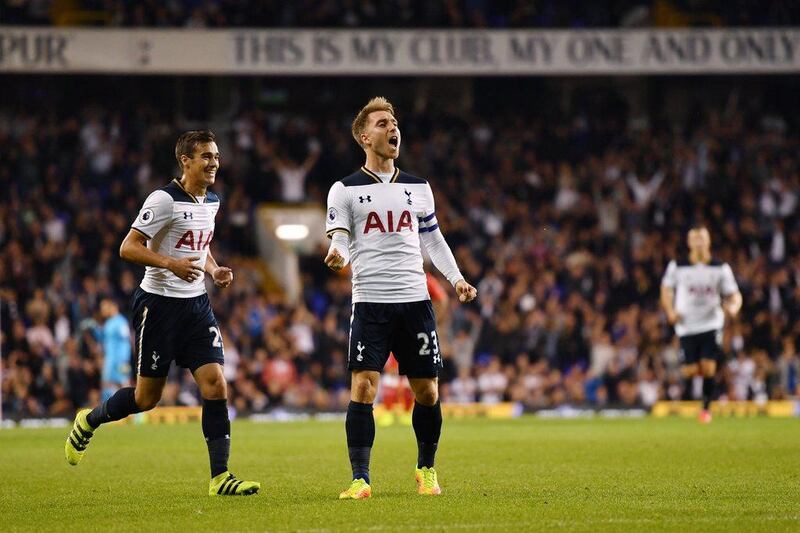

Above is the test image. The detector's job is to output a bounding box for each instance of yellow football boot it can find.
[209,471,260,496]
[339,478,372,499]
[65,409,94,466]
[415,467,441,495]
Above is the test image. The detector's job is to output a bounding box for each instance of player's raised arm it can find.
[324,180,353,272]
[418,184,476,303]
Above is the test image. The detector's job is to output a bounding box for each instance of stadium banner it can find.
[651,400,799,418]
[1,27,799,75]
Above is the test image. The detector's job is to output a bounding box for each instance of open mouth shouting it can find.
[388,134,400,149]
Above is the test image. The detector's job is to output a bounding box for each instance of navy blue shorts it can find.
[132,287,224,378]
[348,300,441,378]
[679,329,722,365]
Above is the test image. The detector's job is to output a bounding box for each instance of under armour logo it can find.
[404,189,412,205]
[356,341,365,362]
[359,196,372,203]
[151,351,160,370]
[433,353,441,364]
[183,212,193,219]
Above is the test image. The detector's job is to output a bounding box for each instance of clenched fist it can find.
[212,266,234,288]
[325,248,346,271]
[455,279,477,303]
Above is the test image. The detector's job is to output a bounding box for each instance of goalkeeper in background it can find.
[98,298,132,402]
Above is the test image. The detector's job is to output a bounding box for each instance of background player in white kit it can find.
[661,227,742,423]
[325,97,477,499]
[64,131,259,496]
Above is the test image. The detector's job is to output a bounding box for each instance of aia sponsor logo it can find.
[688,284,714,296]
[363,211,413,234]
[175,229,214,250]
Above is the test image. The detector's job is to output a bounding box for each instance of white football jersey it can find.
[131,179,220,298]
[661,259,739,337]
[326,167,438,303]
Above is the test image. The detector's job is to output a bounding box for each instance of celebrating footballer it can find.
[325,97,477,499]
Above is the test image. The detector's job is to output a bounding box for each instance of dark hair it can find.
[175,130,216,167]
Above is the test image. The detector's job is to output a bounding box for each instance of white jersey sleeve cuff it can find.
[329,231,351,266]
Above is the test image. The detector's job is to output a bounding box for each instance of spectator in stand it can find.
[477,356,508,404]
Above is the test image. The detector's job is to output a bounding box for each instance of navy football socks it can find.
[346,401,375,484]
[86,387,141,428]
[202,398,231,478]
[412,401,442,469]
[702,377,714,411]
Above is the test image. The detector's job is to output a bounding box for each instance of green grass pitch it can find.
[1,416,799,532]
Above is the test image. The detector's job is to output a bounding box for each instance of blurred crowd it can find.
[4,0,800,29]
[2,83,800,419]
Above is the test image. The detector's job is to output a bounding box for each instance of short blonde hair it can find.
[688,226,710,239]
[351,96,395,148]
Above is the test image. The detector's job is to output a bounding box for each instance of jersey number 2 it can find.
[209,326,223,348]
